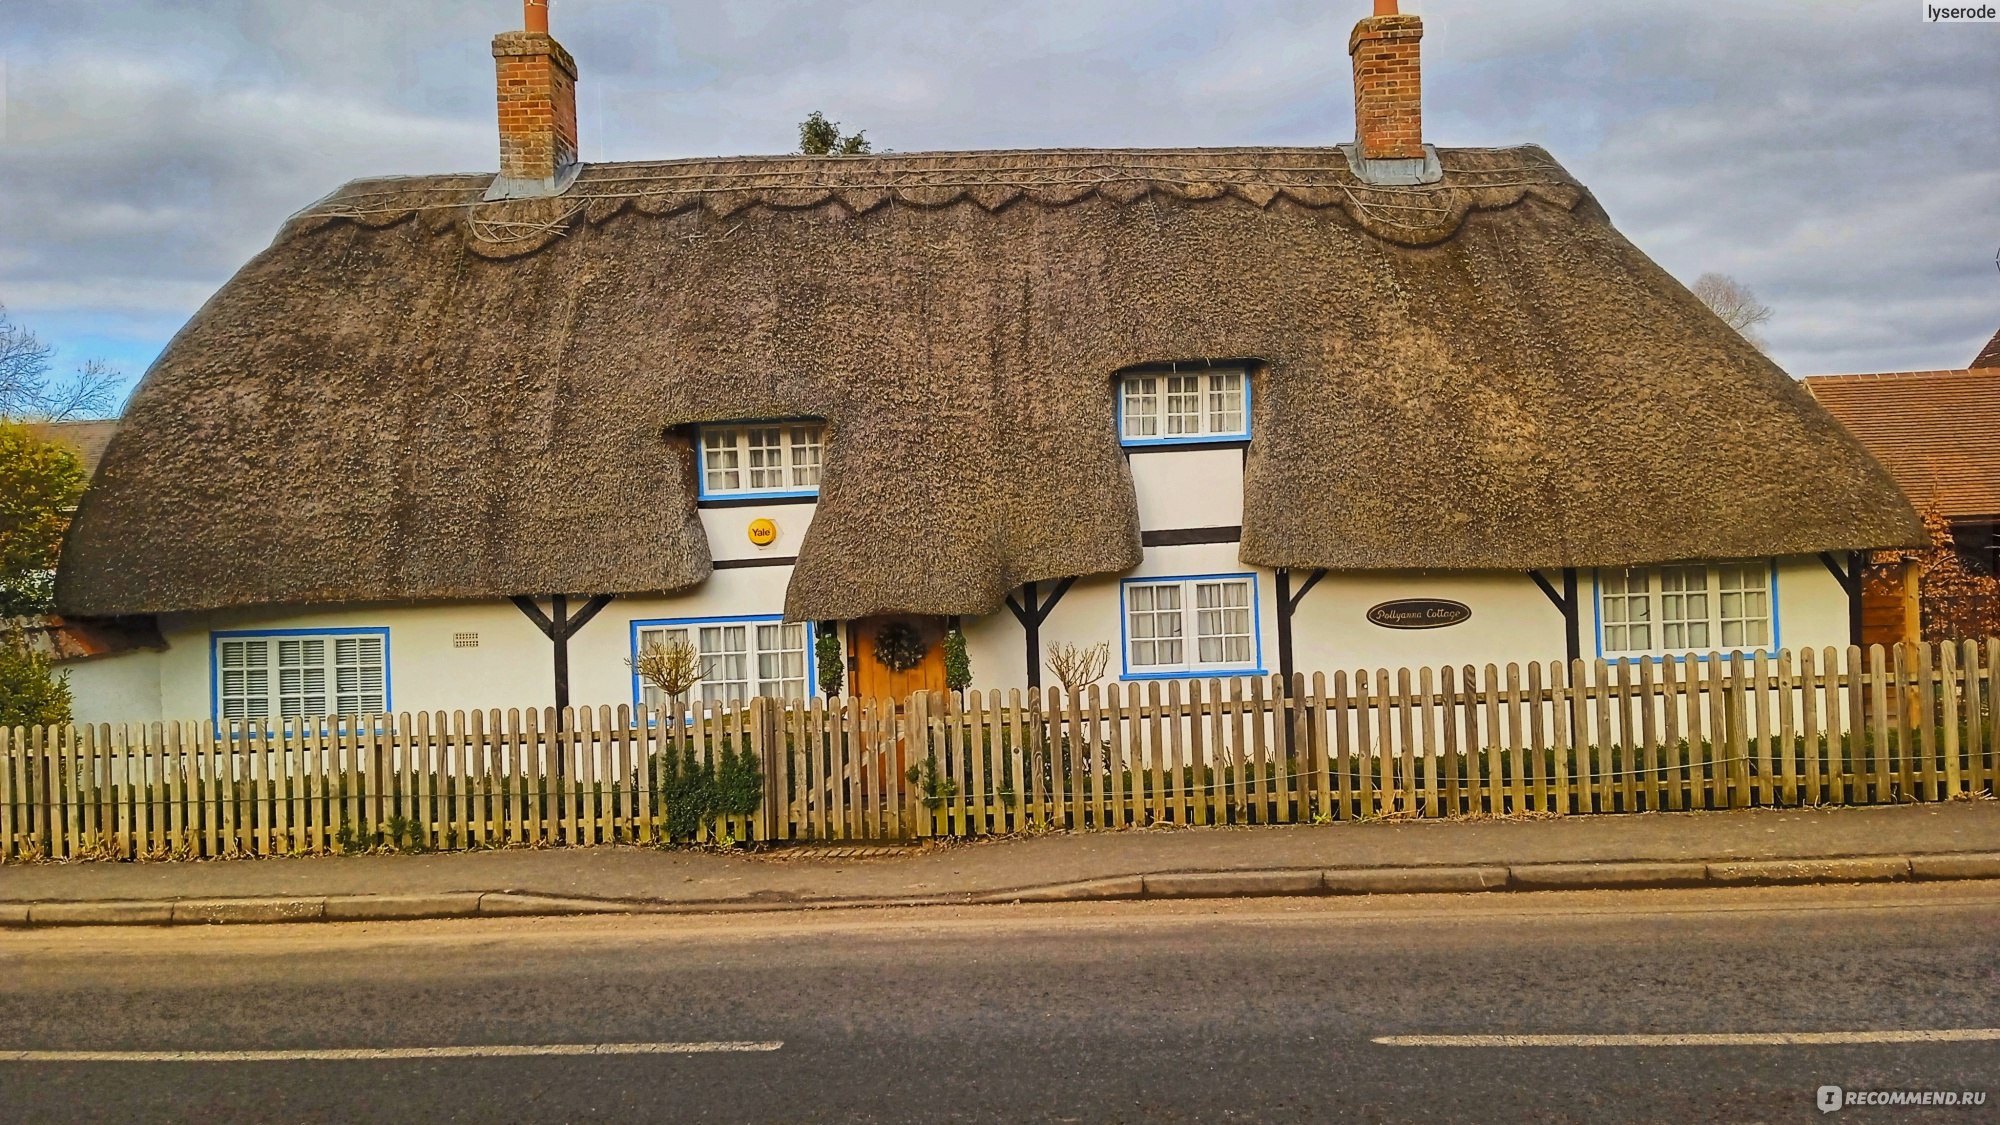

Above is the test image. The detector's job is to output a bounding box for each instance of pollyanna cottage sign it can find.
[1366,599,1473,630]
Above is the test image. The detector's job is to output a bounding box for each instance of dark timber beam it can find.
[1274,567,1329,692]
[1006,577,1079,690]
[1819,551,1866,649]
[1531,569,1582,665]
[512,593,616,731]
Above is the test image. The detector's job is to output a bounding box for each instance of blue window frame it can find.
[628,614,817,710]
[1118,572,1265,680]
[1118,368,1251,448]
[209,628,391,726]
[1592,560,1782,662]
[696,421,824,501]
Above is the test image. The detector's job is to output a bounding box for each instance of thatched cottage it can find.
[53,1,1920,724]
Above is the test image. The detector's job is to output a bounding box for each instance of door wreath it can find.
[873,621,930,673]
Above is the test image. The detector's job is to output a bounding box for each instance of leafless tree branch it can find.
[1691,273,1774,352]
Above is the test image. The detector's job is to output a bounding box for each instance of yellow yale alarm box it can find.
[747,518,779,547]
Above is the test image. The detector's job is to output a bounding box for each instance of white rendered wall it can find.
[63,649,164,725]
[1128,447,1244,531]
[60,552,1856,723]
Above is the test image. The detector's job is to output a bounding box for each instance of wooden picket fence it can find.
[1,641,1995,860]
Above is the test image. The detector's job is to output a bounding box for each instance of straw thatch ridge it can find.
[56,145,1920,620]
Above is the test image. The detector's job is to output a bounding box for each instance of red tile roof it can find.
[1803,368,2000,519]
[1974,328,2000,369]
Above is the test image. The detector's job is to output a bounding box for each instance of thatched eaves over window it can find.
[55,146,1922,620]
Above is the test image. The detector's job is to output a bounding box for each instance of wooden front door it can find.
[851,615,949,702]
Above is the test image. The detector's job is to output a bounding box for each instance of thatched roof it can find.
[56,146,1921,620]
[1805,368,2000,519]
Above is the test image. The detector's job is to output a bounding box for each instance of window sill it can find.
[1121,668,1267,682]
[696,492,820,509]
[1121,438,1250,454]
[1601,648,1778,664]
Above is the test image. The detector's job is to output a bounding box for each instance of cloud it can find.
[1,0,1994,383]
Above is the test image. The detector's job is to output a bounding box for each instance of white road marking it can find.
[1375,1029,2000,1048]
[0,1041,783,1063]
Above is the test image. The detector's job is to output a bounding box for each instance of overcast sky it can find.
[2,0,1995,399]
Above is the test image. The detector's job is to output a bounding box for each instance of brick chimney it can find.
[1349,1,1424,162]
[487,0,580,200]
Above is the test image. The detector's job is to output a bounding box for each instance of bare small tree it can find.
[0,306,123,421]
[627,635,707,716]
[1690,273,1773,352]
[1045,641,1110,697]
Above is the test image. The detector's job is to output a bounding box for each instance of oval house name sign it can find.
[1366,599,1472,630]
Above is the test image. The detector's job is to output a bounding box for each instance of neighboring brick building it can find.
[1805,358,2000,646]
[1973,328,2000,371]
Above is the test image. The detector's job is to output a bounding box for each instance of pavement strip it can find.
[0,1041,783,1063]
[1375,1029,2000,1048]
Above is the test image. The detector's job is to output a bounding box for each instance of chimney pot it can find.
[525,0,550,34]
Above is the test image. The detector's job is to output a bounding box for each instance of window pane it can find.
[1601,568,1654,654]
[1122,377,1158,439]
[789,425,823,488]
[698,625,750,703]
[1126,582,1183,667]
[1207,371,1245,435]
[1716,563,1771,650]
[756,622,810,698]
[1192,580,1254,667]
[1165,375,1202,435]
[219,634,382,720]
[746,427,785,489]
[703,429,741,492]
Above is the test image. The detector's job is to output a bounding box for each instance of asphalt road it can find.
[0,883,1996,1123]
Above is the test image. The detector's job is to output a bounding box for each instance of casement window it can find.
[1121,575,1262,677]
[1598,562,1775,658]
[1119,369,1249,446]
[632,616,813,709]
[213,631,389,722]
[698,422,824,499]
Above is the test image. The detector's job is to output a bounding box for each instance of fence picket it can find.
[1939,645,1962,799]
[1912,644,1937,801]
[1752,651,1773,806]
[1966,640,1989,798]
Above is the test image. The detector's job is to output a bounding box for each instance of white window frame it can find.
[212,629,389,725]
[1118,368,1250,446]
[630,615,815,711]
[697,421,824,500]
[1596,561,1778,660]
[1120,574,1264,679]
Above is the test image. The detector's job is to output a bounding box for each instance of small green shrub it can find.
[905,756,959,809]
[0,641,71,727]
[943,628,972,692]
[816,624,844,696]
[649,736,764,840]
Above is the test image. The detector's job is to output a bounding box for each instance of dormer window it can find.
[1119,368,1249,446]
[698,421,824,500]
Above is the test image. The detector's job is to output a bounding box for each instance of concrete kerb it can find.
[1,852,1995,928]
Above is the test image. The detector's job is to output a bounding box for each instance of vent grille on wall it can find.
[453,632,480,649]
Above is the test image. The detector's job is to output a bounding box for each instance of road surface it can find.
[0,882,1995,1122]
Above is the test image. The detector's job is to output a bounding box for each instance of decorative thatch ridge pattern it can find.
[56,146,1920,620]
